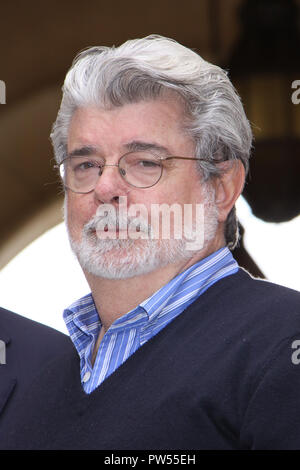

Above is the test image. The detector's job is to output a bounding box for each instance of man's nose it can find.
[93,164,129,204]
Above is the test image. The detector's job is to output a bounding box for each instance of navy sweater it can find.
[2,269,300,450]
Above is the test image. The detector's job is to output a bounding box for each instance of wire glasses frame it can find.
[55,151,222,194]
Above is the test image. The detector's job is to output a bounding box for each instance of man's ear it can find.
[212,160,245,223]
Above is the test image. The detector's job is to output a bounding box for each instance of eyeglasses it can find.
[56,151,216,193]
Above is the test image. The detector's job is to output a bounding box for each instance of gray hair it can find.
[51,34,252,249]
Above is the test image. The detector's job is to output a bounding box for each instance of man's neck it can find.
[84,238,225,331]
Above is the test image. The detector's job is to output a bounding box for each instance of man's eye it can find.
[138,160,160,168]
[74,161,98,171]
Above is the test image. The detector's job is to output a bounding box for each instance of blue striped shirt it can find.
[63,247,238,394]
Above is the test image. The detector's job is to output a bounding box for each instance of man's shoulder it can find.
[0,307,73,427]
[208,267,300,310]
[237,267,299,294]
[186,267,300,352]
[0,306,69,346]
[0,306,73,375]
[230,268,300,312]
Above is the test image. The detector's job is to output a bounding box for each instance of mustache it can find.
[83,210,152,236]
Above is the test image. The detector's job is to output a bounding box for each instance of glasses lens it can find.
[61,156,104,193]
[120,152,162,188]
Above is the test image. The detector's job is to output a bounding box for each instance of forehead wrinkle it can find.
[123,140,170,155]
[68,141,170,159]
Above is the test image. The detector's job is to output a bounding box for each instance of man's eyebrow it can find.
[68,145,99,158]
[67,141,170,158]
[124,140,170,155]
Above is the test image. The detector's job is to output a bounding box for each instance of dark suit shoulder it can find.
[0,306,69,345]
[0,307,73,429]
[0,306,73,372]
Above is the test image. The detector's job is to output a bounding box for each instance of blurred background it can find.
[0,0,299,332]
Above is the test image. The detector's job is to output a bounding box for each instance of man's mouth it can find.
[84,215,146,241]
[102,224,141,234]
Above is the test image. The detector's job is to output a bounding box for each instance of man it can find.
[2,35,300,450]
[0,307,73,435]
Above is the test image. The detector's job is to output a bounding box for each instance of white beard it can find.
[67,188,219,280]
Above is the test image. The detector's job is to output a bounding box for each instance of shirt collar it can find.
[140,246,235,320]
[63,246,236,345]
